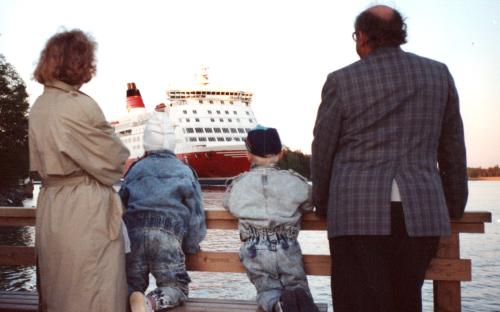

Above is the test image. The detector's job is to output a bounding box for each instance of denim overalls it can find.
[119,150,206,309]
[224,165,314,312]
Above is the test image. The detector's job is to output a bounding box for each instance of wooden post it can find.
[433,233,461,312]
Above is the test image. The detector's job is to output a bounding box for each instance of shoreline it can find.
[468,177,500,181]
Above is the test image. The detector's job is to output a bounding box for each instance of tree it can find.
[278,147,311,179]
[0,54,29,189]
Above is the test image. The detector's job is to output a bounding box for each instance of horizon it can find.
[1,0,499,167]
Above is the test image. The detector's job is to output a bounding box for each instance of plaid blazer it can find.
[311,47,468,238]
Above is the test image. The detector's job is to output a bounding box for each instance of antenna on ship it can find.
[198,65,210,86]
[126,82,146,112]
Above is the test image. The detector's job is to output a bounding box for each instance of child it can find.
[224,126,319,312]
[119,112,206,312]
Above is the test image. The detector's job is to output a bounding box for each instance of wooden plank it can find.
[435,234,459,259]
[433,281,461,312]
[451,211,491,223]
[186,252,331,276]
[0,208,35,227]
[0,246,35,266]
[0,208,491,231]
[171,298,328,312]
[0,292,329,312]
[451,223,484,234]
[0,246,471,281]
[187,251,470,280]
[426,259,471,281]
[0,291,38,311]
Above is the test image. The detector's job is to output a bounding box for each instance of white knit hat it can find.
[143,112,176,152]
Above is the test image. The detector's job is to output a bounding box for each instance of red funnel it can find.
[126,82,145,111]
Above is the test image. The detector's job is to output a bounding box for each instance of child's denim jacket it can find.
[223,165,313,241]
[119,150,206,254]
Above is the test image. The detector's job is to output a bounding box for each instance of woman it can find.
[29,29,129,311]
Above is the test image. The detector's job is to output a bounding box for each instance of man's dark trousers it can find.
[329,202,439,312]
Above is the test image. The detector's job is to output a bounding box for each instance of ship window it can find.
[186,128,194,133]
[183,110,187,114]
[236,118,240,122]
[249,119,253,123]
[228,118,232,122]
[216,110,221,114]
[209,100,214,104]
[208,137,216,142]
[210,118,215,122]
[230,101,234,104]
[193,110,197,114]
[198,137,207,142]
[238,128,245,133]
[245,128,251,133]
[208,110,212,114]
[246,111,250,115]
[234,137,241,141]
[222,128,229,133]
[186,118,190,122]
[216,137,224,142]
[230,128,237,133]
[195,127,204,133]
[219,118,224,122]
[195,118,200,122]
[221,100,225,104]
[199,100,203,104]
[182,128,186,133]
[214,128,222,133]
[185,138,189,142]
[189,137,197,142]
[225,110,229,114]
[225,137,233,141]
[204,128,213,133]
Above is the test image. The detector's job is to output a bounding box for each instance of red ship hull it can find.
[177,150,250,178]
[124,150,250,178]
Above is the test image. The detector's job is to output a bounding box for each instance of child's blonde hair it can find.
[247,151,282,166]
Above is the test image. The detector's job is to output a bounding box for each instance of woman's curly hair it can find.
[34,29,97,86]
[354,9,407,49]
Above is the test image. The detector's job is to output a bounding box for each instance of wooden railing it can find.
[0,207,492,312]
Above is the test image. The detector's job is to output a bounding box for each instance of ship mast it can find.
[197,65,210,86]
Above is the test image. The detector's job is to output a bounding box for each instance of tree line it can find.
[467,166,500,178]
[279,149,500,180]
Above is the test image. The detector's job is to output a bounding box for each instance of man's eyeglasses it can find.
[352,32,358,42]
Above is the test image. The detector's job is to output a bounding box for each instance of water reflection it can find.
[0,226,36,291]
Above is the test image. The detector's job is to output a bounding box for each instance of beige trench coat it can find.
[29,80,130,312]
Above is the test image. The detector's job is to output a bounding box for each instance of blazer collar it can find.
[367,46,403,59]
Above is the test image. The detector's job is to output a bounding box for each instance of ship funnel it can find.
[126,82,146,111]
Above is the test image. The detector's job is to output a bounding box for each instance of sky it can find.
[0,0,499,167]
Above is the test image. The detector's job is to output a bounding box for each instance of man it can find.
[311,5,468,312]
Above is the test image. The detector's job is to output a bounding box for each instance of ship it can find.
[111,67,258,178]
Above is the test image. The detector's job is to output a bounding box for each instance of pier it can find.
[0,206,491,311]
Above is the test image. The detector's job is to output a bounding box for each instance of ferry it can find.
[111,67,258,178]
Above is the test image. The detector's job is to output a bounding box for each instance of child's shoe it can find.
[280,289,299,312]
[273,300,284,312]
[130,291,153,312]
[294,288,319,312]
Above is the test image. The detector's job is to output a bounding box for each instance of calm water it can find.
[1,181,499,311]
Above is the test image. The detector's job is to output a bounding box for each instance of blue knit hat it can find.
[245,125,282,157]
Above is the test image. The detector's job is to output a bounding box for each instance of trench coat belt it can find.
[41,174,89,187]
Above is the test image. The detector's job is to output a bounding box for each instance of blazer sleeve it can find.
[311,73,343,217]
[437,68,468,218]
